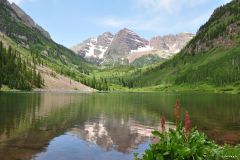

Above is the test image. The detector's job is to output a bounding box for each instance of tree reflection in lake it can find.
[0,92,239,160]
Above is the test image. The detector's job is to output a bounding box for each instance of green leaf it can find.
[152,131,163,138]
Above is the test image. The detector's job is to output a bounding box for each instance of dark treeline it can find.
[118,77,134,88]
[81,76,109,91]
[175,53,240,86]
[0,42,44,90]
[112,48,240,88]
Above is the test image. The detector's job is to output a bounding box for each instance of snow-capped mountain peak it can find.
[70,29,194,65]
[71,32,114,63]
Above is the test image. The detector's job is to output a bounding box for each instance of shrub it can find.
[134,127,220,160]
[134,100,239,160]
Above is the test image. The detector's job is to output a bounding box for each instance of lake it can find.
[0,92,240,160]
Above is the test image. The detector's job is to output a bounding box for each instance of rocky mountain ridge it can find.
[127,0,240,91]
[0,0,95,91]
[71,32,113,64]
[183,0,240,55]
[10,2,51,40]
[1,0,51,40]
[71,28,194,65]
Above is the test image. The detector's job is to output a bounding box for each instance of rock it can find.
[70,28,194,66]
[10,3,51,40]
[150,33,195,54]
[71,32,114,64]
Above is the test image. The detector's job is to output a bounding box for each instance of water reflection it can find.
[68,118,174,154]
[0,92,239,160]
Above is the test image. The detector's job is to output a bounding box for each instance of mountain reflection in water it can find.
[0,92,239,160]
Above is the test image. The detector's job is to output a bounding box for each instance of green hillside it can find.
[1,0,240,93]
[131,54,164,67]
[0,42,43,90]
[0,0,99,90]
[124,0,240,93]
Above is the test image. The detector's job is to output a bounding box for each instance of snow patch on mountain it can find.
[70,29,194,65]
[131,45,153,53]
[99,46,108,59]
[71,32,114,63]
[85,38,97,57]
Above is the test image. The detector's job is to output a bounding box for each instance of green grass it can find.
[0,85,19,92]
[220,145,240,159]
[119,83,240,94]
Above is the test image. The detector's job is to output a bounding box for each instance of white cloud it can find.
[134,0,209,13]
[97,16,167,33]
[134,0,232,13]
[97,3,214,33]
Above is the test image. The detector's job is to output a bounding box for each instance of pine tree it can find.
[33,68,37,87]
[0,42,45,90]
[0,42,2,89]
[37,72,42,88]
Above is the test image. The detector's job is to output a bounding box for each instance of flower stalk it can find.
[161,113,166,132]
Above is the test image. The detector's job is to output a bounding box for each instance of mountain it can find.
[103,28,149,65]
[0,0,51,40]
[150,33,194,56]
[183,0,240,54]
[71,32,114,64]
[131,54,164,68]
[71,29,194,65]
[0,0,95,91]
[10,3,51,40]
[128,33,194,64]
[126,0,240,93]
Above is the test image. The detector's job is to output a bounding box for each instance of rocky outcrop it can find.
[104,28,148,59]
[97,32,113,47]
[71,32,114,63]
[0,0,51,40]
[183,0,240,54]
[10,3,51,40]
[71,29,194,65]
[0,0,11,6]
[71,28,149,65]
[150,33,194,54]
[128,33,194,63]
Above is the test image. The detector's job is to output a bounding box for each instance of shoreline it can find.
[1,88,240,95]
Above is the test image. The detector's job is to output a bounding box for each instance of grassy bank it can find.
[108,83,240,94]
[130,84,240,94]
[0,85,19,92]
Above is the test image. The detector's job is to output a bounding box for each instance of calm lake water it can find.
[0,92,240,160]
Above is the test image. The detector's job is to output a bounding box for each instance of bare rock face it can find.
[0,0,9,5]
[10,2,51,40]
[105,28,148,58]
[150,33,194,54]
[97,32,113,47]
[71,32,114,63]
[71,29,194,65]
[71,28,150,65]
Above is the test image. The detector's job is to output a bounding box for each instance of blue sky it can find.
[8,0,231,47]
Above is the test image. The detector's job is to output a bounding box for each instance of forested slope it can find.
[0,42,43,90]
[125,0,240,92]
